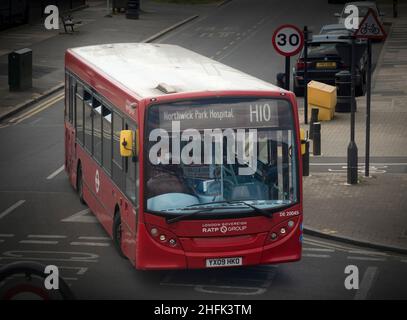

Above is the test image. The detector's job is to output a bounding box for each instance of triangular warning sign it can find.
[354,8,386,40]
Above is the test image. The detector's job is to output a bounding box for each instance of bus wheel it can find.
[113,212,127,259]
[77,164,85,205]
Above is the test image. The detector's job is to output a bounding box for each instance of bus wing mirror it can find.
[120,130,133,157]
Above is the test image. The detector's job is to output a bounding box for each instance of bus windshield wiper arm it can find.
[213,200,273,218]
[166,207,216,224]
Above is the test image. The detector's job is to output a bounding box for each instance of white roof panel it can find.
[70,43,282,98]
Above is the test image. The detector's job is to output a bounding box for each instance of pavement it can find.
[302,1,407,253]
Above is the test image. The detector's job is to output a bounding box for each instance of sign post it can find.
[272,24,304,92]
[354,9,387,177]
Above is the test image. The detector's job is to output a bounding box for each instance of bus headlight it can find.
[150,228,158,236]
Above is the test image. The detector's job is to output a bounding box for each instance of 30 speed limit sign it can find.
[272,24,304,56]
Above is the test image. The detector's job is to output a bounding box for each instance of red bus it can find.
[64,43,303,270]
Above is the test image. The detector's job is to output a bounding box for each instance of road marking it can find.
[62,277,78,281]
[401,260,407,263]
[194,284,266,296]
[78,236,110,240]
[302,253,331,258]
[0,234,14,237]
[28,234,67,239]
[70,242,110,247]
[9,92,64,125]
[58,266,88,275]
[310,162,407,166]
[46,165,65,180]
[0,250,99,263]
[19,240,58,245]
[0,240,4,243]
[0,200,25,219]
[29,118,42,125]
[303,247,335,253]
[348,250,388,257]
[62,209,98,223]
[347,256,387,262]
[354,267,378,300]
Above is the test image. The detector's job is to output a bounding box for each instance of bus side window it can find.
[102,105,112,175]
[84,89,93,154]
[75,82,84,145]
[92,96,102,164]
[112,112,124,189]
[125,122,138,204]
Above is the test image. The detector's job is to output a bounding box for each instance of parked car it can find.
[334,1,385,30]
[319,23,367,44]
[319,23,353,35]
[292,34,367,97]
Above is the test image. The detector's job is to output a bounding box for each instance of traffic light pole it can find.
[347,36,358,184]
[365,39,372,177]
[303,26,308,124]
[285,56,290,91]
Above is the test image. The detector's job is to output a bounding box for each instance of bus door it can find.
[121,119,139,261]
[65,74,76,181]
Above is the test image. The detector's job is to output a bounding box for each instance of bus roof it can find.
[69,43,284,99]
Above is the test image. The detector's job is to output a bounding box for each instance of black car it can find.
[292,34,367,97]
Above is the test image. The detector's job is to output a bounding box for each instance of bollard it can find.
[303,141,310,177]
[313,122,321,156]
[300,129,309,177]
[309,107,319,140]
[276,73,285,88]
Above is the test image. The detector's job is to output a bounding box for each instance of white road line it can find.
[0,234,14,237]
[59,266,88,275]
[354,267,378,300]
[310,162,407,166]
[46,165,65,180]
[303,247,335,253]
[348,250,388,257]
[29,118,42,125]
[0,200,25,219]
[61,209,98,223]
[302,253,331,258]
[78,236,110,240]
[70,242,110,247]
[62,277,78,281]
[28,235,67,239]
[347,256,386,262]
[401,260,407,263]
[0,240,4,243]
[19,240,58,245]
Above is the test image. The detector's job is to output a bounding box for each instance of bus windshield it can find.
[145,97,299,216]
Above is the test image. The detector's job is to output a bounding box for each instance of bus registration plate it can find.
[206,257,242,268]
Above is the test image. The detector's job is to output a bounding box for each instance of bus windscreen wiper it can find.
[166,201,273,224]
[208,200,273,218]
[166,207,217,224]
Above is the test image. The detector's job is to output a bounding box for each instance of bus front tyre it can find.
[113,213,127,259]
[77,165,85,205]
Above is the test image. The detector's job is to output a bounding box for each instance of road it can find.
[0,0,406,300]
